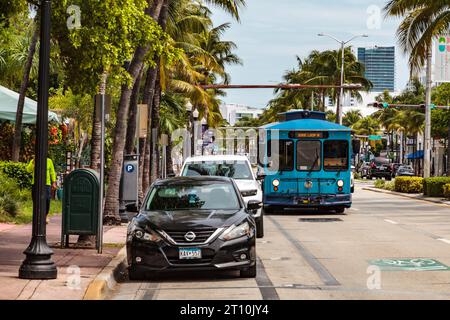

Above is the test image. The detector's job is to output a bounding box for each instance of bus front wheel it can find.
[334,207,345,214]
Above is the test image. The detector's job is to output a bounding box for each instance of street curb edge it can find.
[362,187,450,207]
[83,246,127,300]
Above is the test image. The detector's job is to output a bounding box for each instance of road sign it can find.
[368,135,382,141]
[368,258,450,271]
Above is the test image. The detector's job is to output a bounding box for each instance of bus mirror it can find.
[352,140,361,154]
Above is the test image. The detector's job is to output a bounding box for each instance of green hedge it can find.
[0,161,32,189]
[423,177,450,197]
[442,183,450,200]
[394,177,423,193]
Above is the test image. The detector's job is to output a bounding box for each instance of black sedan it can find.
[126,176,260,280]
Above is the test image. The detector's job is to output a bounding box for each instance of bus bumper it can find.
[264,193,352,209]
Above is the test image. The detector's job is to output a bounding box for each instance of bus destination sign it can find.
[288,131,329,139]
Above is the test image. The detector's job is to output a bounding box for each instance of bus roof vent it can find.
[278,110,326,122]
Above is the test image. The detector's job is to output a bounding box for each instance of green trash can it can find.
[61,169,100,249]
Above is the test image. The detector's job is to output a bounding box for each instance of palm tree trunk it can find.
[90,71,108,171]
[11,23,39,162]
[150,72,161,183]
[103,52,158,224]
[142,64,159,192]
[166,142,174,176]
[125,67,143,154]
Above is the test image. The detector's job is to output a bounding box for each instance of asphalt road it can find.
[107,183,450,300]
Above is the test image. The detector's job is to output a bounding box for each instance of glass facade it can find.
[358,46,395,92]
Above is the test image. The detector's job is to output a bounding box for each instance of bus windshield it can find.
[323,140,349,171]
[297,140,321,171]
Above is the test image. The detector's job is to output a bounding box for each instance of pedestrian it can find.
[26,157,57,224]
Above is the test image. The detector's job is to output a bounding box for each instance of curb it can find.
[83,246,128,300]
[362,187,450,207]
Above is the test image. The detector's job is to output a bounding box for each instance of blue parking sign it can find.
[125,164,135,173]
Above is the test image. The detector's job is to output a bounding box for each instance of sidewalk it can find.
[362,186,450,206]
[0,215,127,300]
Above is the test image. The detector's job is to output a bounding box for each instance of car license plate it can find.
[179,248,202,260]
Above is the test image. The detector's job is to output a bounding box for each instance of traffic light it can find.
[430,104,436,110]
[383,102,389,108]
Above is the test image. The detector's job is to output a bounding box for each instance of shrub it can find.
[443,183,450,200]
[423,177,450,197]
[0,161,32,189]
[395,176,423,193]
[384,180,395,191]
[374,180,385,189]
[0,173,24,217]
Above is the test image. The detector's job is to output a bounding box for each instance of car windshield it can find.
[182,160,253,180]
[145,182,240,211]
[399,166,413,171]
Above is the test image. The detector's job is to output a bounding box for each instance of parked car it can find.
[126,176,259,280]
[368,160,393,180]
[180,155,264,238]
[395,165,415,177]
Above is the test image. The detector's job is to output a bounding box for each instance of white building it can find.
[219,103,264,126]
[324,91,402,117]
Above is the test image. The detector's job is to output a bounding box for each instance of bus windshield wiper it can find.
[308,151,319,175]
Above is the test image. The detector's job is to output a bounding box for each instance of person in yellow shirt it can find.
[26,158,57,224]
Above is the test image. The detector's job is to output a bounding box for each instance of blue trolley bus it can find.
[258,110,359,214]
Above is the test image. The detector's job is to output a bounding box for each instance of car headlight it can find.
[241,189,258,197]
[220,222,252,241]
[133,228,162,242]
[272,179,280,187]
[337,180,344,187]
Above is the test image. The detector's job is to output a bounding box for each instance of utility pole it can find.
[424,50,433,178]
[318,33,368,125]
[19,0,57,279]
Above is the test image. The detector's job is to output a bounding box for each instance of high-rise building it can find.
[357,46,395,92]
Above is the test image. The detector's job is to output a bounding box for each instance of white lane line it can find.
[437,238,450,245]
[351,208,360,211]
[384,219,399,225]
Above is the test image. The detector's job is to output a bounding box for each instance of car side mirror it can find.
[352,139,361,154]
[247,200,262,211]
[125,203,138,212]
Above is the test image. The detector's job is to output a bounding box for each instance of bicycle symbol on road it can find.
[368,258,450,271]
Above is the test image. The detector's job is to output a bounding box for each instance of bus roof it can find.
[260,118,351,132]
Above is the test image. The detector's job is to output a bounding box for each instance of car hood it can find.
[133,209,246,230]
[234,179,260,191]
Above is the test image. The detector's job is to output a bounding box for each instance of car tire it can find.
[256,214,264,238]
[128,265,146,281]
[351,186,355,193]
[240,264,257,278]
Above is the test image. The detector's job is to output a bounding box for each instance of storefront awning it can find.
[406,150,424,160]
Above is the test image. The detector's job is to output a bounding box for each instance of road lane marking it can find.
[351,208,360,211]
[267,216,340,286]
[437,238,450,245]
[384,219,398,225]
[255,257,280,300]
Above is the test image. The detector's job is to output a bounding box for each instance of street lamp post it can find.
[318,33,368,125]
[19,0,57,279]
[192,108,199,156]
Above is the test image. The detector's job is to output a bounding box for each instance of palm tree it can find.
[343,110,363,128]
[265,49,372,123]
[352,116,381,136]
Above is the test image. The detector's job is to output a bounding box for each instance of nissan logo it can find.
[184,231,196,242]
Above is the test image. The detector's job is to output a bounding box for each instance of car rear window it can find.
[182,160,253,180]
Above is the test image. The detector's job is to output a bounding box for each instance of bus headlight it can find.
[272,179,280,187]
[337,180,344,187]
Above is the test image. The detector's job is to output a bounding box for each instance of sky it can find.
[211,0,409,108]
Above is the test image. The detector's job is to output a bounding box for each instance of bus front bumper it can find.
[264,193,352,209]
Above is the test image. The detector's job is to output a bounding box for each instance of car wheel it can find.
[256,214,264,238]
[128,265,146,281]
[335,207,345,214]
[240,263,257,278]
[351,186,355,193]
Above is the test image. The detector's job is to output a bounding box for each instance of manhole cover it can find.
[298,218,343,222]
[368,258,450,271]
